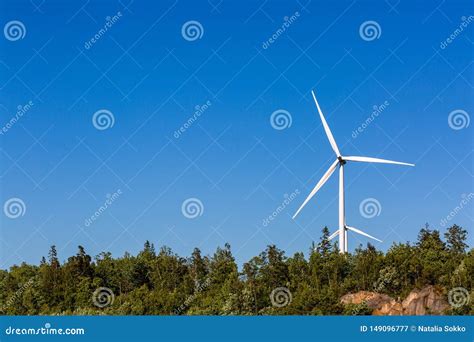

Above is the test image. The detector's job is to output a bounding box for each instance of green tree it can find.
[445,225,468,254]
[416,225,448,285]
[0,224,471,316]
[317,227,332,256]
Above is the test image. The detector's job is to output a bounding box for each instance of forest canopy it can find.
[0,224,472,315]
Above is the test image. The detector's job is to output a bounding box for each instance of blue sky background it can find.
[0,0,473,267]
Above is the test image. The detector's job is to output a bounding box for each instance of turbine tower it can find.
[293,90,414,253]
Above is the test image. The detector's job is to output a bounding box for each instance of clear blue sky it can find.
[0,0,473,267]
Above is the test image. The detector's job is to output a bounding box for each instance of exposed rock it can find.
[341,291,394,309]
[373,301,403,316]
[401,285,449,315]
[341,286,450,315]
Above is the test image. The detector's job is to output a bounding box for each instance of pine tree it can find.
[48,245,60,269]
[190,248,207,287]
[445,224,468,254]
[317,227,332,256]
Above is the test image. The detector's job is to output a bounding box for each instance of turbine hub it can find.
[338,156,346,165]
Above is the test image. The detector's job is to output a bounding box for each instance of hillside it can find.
[0,224,472,315]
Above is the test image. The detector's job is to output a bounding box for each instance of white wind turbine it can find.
[293,90,414,253]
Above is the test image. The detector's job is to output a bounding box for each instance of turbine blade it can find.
[292,159,339,219]
[328,230,339,240]
[344,156,414,167]
[346,226,382,242]
[311,90,341,157]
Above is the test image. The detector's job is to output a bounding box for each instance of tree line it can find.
[0,224,472,315]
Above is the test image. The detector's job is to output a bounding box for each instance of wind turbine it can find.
[293,90,414,253]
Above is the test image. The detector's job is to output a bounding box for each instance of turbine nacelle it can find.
[328,226,382,243]
[292,153,414,220]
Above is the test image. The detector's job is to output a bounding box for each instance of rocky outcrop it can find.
[341,291,395,310]
[373,301,403,315]
[399,286,450,315]
[341,286,450,315]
